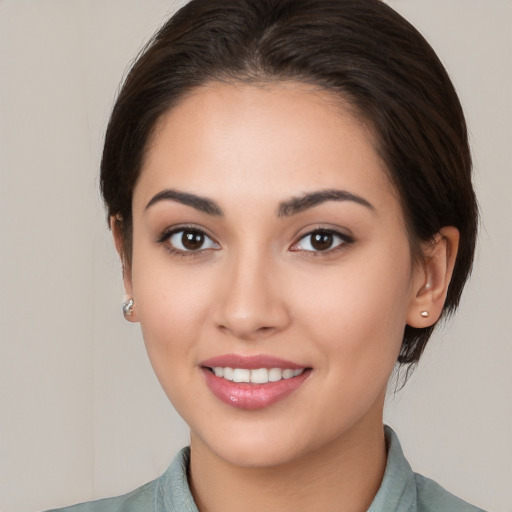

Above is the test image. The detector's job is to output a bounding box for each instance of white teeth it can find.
[210,367,305,383]
[268,368,282,382]
[250,368,268,384]
[232,368,250,383]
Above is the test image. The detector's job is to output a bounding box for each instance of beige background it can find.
[0,1,510,511]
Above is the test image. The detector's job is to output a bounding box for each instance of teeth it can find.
[232,369,250,383]
[250,368,268,384]
[210,367,305,383]
[282,369,294,379]
[268,368,281,382]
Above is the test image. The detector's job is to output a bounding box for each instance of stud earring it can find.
[122,298,135,318]
[420,310,430,318]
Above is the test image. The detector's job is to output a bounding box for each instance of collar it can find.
[154,426,417,512]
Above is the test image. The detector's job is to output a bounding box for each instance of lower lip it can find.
[202,368,311,410]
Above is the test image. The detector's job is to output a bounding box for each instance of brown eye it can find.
[293,229,351,253]
[168,229,218,252]
[310,232,334,251]
[182,231,204,250]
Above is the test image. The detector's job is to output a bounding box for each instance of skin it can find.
[113,82,459,512]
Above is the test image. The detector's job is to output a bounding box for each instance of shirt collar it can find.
[368,425,417,512]
[155,425,416,512]
[156,445,198,512]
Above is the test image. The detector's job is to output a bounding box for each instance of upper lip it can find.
[199,354,308,370]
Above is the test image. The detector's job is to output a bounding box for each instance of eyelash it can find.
[157,226,220,258]
[157,227,354,258]
[291,229,354,255]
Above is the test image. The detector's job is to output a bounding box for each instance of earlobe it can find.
[407,226,459,328]
[122,296,136,320]
[111,215,138,323]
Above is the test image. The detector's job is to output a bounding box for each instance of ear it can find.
[407,226,459,328]
[111,216,138,323]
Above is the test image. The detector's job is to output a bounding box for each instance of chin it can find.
[214,437,309,469]
[192,414,345,470]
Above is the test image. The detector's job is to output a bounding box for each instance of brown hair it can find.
[101,0,478,366]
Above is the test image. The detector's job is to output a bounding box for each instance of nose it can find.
[212,251,291,341]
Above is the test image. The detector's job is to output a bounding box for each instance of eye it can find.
[166,228,219,253]
[292,229,352,253]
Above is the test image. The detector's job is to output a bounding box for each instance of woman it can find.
[48,0,483,510]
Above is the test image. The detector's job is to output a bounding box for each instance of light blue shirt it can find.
[46,426,486,511]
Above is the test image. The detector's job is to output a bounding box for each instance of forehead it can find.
[136,81,399,218]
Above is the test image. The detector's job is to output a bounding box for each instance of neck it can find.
[188,407,387,512]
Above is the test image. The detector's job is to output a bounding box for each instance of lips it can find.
[200,354,311,410]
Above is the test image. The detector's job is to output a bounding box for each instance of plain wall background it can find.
[0,1,510,511]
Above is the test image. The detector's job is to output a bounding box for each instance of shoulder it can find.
[414,473,487,512]
[44,479,157,512]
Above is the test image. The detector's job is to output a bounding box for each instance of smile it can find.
[200,355,311,410]
[199,354,311,409]
[208,367,305,383]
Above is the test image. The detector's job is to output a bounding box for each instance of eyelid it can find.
[157,225,221,255]
[290,227,354,253]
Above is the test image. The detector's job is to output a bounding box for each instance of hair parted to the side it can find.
[100,0,478,367]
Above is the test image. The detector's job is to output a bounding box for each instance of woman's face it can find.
[126,82,426,467]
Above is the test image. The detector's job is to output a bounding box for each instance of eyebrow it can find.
[145,189,223,216]
[145,187,374,218]
[277,189,375,217]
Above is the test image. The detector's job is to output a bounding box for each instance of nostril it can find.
[213,288,291,339]
[216,322,277,341]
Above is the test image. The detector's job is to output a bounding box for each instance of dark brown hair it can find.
[101,0,478,366]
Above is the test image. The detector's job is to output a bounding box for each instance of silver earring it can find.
[122,298,135,318]
[420,310,430,318]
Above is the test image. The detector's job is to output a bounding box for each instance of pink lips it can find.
[200,354,311,410]
[201,354,306,370]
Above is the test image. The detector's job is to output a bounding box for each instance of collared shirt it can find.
[46,427,486,512]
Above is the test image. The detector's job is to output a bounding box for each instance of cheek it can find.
[296,262,411,426]
[131,262,217,414]
[130,245,216,367]
[293,247,413,370]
